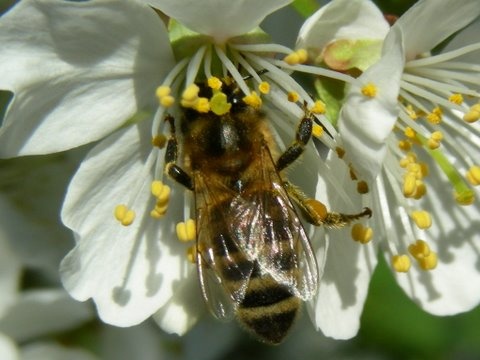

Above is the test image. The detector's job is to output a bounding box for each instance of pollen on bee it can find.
[304,199,327,222]
[114,204,136,226]
[243,91,262,109]
[360,83,377,98]
[258,81,270,94]
[411,210,432,229]
[176,219,196,242]
[392,254,411,273]
[152,134,167,148]
[283,49,308,65]
[351,223,373,244]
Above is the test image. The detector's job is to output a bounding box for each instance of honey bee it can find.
[164,78,371,344]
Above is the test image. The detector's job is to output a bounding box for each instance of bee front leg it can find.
[275,106,313,172]
[164,115,194,191]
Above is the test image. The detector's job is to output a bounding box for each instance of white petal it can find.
[395,0,480,60]
[0,0,174,156]
[390,165,480,315]
[60,121,189,327]
[152,269,203,335]
[146,0,291,41]
[339,27,405,182]
[21,343,99,360]
[0,334,19,360]
[309,154,378,339]
[0,289,93,342]
[297,0,389,49]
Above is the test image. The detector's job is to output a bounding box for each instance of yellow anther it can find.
[466,165,480,186]
[114,204,136,226]
[351,223,373,244]
[207,76,222,90]
[305,199,327,222]
[156,85,171,98]
[287,91,300,103]
[210,92,231,116]
[156,86,175,108]
[150,207,167,219]
[152,134,167,148]
[312,124,324,138]
[464,103,480,123]
[404,127,416,139]
[310,100,326,115]
[419,162,429,178]
[411,210,432,229]
[357,180,369,194]
[449,93,464,105]
[243,91,262,109]
[406,163,422,177]
[335,147,345,159]
[186,245,197,264]
[406,105,418,120]
[418,252,438,270]
[349,165,358,181]
[427,139,440,149]
[398,140,412,151]
[413,181,427,200]
[283,49,308,65]
[182,84,200,102]
[426,107,442,124]
[403,173,417,198]
[408,239,430,259]
[258,81,270,94]
[392,255,411,273]
[151,181,171,201]
[176,219,196,242]
[361,83,377,98]
[454,190,475,205]
[195,97,211,113]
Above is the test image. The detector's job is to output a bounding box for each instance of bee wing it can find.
[228,145,319,300]
[194,172,254,320]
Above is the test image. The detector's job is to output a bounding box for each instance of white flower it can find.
[0,0,358,336]
[298,0,480,339]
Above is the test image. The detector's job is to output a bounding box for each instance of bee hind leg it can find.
[283,181,372,228]
[164,114,194,191]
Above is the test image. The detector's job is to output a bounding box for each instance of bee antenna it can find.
[242,69,269,81]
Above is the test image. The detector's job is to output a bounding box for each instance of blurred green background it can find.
[1,0,479,359]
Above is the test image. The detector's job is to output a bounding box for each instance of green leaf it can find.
[291,0,319,18]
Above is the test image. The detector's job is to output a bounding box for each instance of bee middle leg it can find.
[164,114,194,191]
[275,105,313,172]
